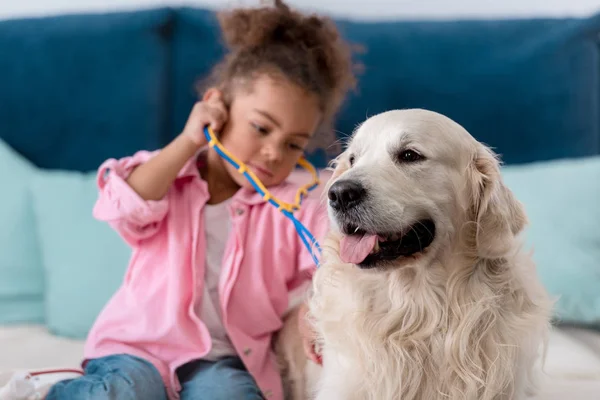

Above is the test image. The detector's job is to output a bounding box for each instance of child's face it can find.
[210,74,322,189]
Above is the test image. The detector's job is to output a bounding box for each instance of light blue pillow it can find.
[502,156,600,326]
[0,139,44,324]
[30,169,131,338]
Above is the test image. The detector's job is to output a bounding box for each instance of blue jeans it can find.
[46,354,264,399]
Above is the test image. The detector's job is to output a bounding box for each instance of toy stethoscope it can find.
[203,126,322,266]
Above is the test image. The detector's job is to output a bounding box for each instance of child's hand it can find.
[181,90,228,147]
[298,302,322,365]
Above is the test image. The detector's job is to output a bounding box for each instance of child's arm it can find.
[286,197,329,363]
[298,301,322,365]
[126,93,227,200]
[93,93,227,245]
[92,152,173,246]
[125,134,200,201]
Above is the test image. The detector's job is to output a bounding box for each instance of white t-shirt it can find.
[196,198,238,361]
[195,197,310,361]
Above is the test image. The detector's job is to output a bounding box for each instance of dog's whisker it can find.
[327,136,349,152]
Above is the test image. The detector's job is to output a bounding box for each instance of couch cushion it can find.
[29,170,130,338]
[503,156,600,326]
[335,14,600,165]
[0,140,44,324]
[0,8,174,172]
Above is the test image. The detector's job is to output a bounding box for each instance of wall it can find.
[1,0,599,21]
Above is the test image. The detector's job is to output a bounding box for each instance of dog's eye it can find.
[348,154,355,166]
[397,150,424,163]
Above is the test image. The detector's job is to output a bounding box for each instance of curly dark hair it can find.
[198,0,360,152]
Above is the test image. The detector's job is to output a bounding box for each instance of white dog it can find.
[276,109,552,400]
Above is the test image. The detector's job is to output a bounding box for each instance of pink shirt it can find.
[84,150,329,400]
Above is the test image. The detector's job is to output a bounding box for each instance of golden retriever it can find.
[276,109,553,400]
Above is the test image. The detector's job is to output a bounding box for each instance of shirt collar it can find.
[176,147,303,207]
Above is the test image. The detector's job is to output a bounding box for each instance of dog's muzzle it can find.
[328,179,436,268]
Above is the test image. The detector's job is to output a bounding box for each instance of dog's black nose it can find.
[328,180,366,210]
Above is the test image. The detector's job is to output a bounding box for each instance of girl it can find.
[46,1,356,400]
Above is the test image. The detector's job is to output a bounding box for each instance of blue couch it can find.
[1,7,599,339]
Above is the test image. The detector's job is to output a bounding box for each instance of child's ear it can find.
[202,87,222,102]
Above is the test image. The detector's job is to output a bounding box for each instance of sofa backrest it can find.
[1,7,599,170]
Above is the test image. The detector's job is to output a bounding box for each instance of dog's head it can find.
[327,109,526,269]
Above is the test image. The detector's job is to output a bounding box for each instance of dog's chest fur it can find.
[309,236,549,400]
[311,256,447,399]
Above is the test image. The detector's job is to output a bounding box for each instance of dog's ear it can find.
[468,145,527,259]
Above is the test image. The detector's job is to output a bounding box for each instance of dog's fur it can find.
[275,109,553,400]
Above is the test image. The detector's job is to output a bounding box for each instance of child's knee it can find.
[45,376,117,400]
[47,375,166,400]
[46,356,167,400]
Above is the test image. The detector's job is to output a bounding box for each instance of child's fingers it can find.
[303,339,322,365]
[207,97,228,125]
[207,112,225,131]
[212,100,228,121]
[212,90,223,101]
[208,89,223,104]
[207,103,228,131]
[303,340,316,362]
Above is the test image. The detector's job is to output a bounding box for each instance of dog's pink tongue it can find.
[340,234,377,264]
